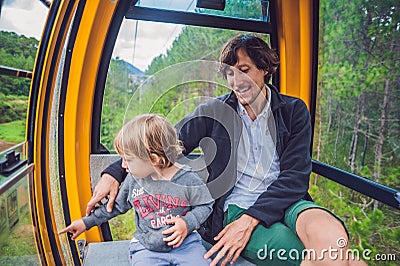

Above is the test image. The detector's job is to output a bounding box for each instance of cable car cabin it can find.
[0,0,399,265]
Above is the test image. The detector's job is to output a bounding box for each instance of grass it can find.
[0,120,25,143]
[109,209,136,240]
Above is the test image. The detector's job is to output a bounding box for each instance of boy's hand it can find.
[162,215,188,248]
[58,219,86,240]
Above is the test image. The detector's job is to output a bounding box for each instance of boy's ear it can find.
[149,153,160,165]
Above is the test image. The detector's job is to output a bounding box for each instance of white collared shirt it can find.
[224,85,280,211]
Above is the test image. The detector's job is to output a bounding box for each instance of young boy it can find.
[59,114,214,265]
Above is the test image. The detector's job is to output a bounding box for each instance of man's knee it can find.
[297,208,348,247]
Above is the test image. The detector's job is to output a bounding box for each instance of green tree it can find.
[0,31,35,140]
[314,0,399,263]
[0,31,38,96]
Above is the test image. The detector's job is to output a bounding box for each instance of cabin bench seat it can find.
[82,240,256,265]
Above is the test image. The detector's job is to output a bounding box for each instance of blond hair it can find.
[114,114,183,168]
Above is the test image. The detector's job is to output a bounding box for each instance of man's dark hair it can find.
[219,34,279,83]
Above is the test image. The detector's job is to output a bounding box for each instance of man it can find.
[87,34,362,265]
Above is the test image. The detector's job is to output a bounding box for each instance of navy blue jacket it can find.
[103,84,313,244]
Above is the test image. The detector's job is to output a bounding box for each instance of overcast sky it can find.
[0,0,194,71]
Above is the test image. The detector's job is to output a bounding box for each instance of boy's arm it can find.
[181,174,214,234]
[181,200,214,234]
[83,176,132,230]
[162,200,214,248]
[162,173,214,248]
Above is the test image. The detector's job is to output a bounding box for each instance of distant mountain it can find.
[115,58,145,76]
[124,61,145,76]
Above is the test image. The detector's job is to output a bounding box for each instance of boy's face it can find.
[121,155,155,178]
[226,48,267,107]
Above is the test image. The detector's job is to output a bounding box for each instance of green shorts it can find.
[223,200,347,266]
[284,199,349,237]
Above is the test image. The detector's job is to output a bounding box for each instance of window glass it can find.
[101,18,270,151]
[0,174,40,265]
[0,0,48,152]
[313,0,399,258]
[101,18,270,240]
[0,1,47,261]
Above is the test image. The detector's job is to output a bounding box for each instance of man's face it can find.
[226,48,267,107]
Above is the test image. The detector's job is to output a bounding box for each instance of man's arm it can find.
[175,102,212,155]
[101,158,127,183]
[85,158,127,215]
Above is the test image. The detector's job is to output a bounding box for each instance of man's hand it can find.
[204,214,259,266]
[162,215,188,248]
[86,173,119,216]
[58,219,86,240]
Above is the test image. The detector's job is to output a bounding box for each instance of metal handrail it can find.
[0,65,32,79]
[0,142,26,156]
[312,160,400,210]
[0,141,29,195]
[0,163,34,196]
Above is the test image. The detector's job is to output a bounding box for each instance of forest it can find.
[0,0,399,264]
[0,31,36,144]
[312,1,399,262]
